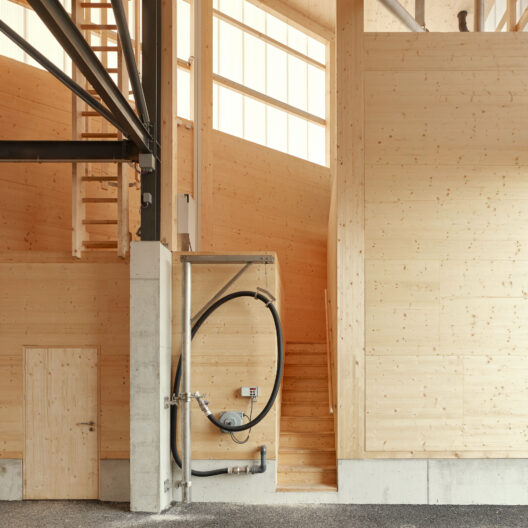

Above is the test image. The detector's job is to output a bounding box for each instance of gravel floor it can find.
[2,501,528,528]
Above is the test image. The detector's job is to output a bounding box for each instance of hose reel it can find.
[170,290,284,477]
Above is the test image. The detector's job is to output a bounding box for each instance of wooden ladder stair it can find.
[72,0,136,258]
[277,343,337,492]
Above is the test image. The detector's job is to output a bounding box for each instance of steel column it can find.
[180,260,192,504]
[140,0,162,240]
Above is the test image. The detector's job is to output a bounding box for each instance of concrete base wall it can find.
[164,458,528,505]
[100,460,130,502]
[0,459,22,500]
[129,242,173,513]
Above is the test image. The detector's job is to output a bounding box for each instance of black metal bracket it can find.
[0,140,139,162]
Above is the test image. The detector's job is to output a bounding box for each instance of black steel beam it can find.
[0,20,127,137]
[0,140,139,162]
[26,0,151,152]
[111,0,150,126]
[140,0,162,241]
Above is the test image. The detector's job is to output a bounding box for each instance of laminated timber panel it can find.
[364,33,528,72]
[0,253,129,459]
[202,130,331,343]
[172,253,282,460]
[364,33,528,457]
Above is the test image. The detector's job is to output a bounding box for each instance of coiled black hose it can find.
[170,290,284,477]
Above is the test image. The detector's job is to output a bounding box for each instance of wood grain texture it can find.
[172,254,281,460]
[364,33,528,457]
[335,0,365,459]
[0,254,129,459]
[201,130,331,344]
[24,348,98,499]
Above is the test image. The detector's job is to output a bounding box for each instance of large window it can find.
[0,0,72,74]
[212,0,327,166]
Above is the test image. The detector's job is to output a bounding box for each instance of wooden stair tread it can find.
[83,197,118,203]
[278,465,336,472]
[82,176,118,182]
[80,24,118,30]
[91,45,119,52]
[81,2,112,7]
[83,219,118,225]
[276,484,337,492]
[83,240,118,249]
[81,132,118,138]
[279,447,336,454]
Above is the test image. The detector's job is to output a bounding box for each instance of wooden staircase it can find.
[72,0,137,258]
[277,342,337,492]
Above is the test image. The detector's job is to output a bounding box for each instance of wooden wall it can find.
[202,131,331,343]
[360,33,528,457]
[0,56,72,251]
[0,252,130,459]
[172,254,281,460]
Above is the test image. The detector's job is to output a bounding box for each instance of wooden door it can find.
[24,348,99,499]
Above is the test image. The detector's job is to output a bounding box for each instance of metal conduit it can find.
[377,0,426,31]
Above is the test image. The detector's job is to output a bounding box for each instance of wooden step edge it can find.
[83,219,118,225]
[91,45,119,52]
[81,133,119,138]
[82,198,118,203]
[80,24,118,30]
[281,415,334,420]
[276,484,337,493]
[287,342,327,346]
[277,465,337,472]
[82,176,118,182]
[286,350,328,356]
[82,240,118,249]
[81,2,112,7]
[279,431,335,437]
[279,447,336,454]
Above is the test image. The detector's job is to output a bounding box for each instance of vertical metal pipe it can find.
[475,0,485,31]
[181,261,192,503]
[192,0,202,250]
[377,0,426,32]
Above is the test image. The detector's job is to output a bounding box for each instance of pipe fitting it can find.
[195,392,212,416]
[228,465,251,474]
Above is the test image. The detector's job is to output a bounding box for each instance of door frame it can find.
[23,345,101,499]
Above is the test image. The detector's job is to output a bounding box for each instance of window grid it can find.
[212,0,328,166]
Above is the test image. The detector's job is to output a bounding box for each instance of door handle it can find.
[77,420,95,430]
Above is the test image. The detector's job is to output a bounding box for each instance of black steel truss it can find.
[111,0,150,126]
[27,0,151,152]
